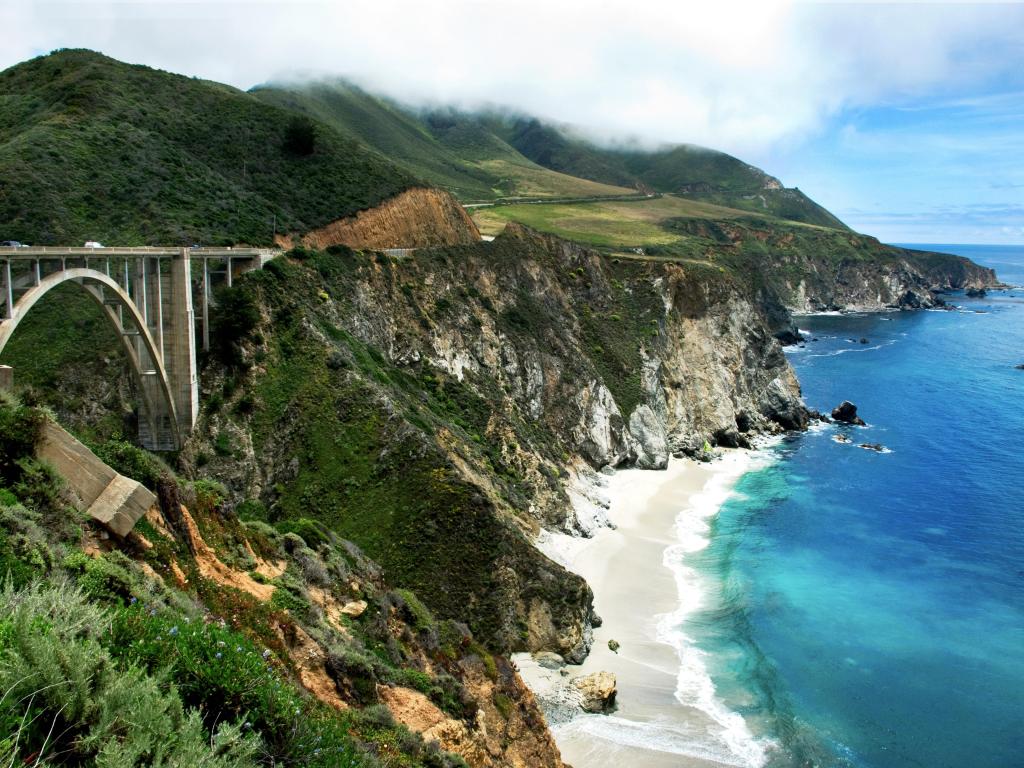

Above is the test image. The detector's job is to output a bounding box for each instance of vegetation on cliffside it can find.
[0,50,415,245]
[0,393,559,767]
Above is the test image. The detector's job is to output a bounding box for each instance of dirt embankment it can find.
[279,187,481,251]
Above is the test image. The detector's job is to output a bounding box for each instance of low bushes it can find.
[0,582,260,767]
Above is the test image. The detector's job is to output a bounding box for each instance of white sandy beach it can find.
[516,454,773,768]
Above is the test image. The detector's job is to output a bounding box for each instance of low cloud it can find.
[2,1,1023,158]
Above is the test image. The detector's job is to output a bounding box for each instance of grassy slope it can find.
[0,50,415,245]
[252,82,500,199]
[251,83,633,202]
[472,195,757,247]
[498,117,847,228]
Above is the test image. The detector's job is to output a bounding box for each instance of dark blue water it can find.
[691,245,1024,768]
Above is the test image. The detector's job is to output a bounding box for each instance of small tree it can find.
[283,116,316,156]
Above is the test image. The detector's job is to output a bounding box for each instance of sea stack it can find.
[832,401,867,426]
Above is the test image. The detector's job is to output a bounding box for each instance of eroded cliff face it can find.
[672,219,999,316]
[279,187,481,251]
[780,246,999,313]
[184,224,808,670]
[340,223,805,476]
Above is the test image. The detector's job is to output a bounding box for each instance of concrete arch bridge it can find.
[0,246,274,450]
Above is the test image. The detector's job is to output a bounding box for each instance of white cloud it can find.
[2,0,1022,159]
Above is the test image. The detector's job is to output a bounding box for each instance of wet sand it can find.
[516,457,764,768]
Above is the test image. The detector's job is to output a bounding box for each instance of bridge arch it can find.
[0,267,181,449]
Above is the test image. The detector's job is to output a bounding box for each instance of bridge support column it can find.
[3,260,11,319]
[167,249,199,440]
[135,252,197,452]
[0,365,12,391]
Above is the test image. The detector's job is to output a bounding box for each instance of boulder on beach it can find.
[572,671,617,713]
[608,639,620,653]
[713,426,749,449]
[831,401,866,426]
[533,651,566,670]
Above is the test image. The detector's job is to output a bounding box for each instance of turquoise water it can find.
[686,245,1024,768]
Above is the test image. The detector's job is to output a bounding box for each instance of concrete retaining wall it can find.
[36,421,155,537]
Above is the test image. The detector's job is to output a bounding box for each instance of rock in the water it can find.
[831,401,866,426]
[1015,364,1024,370]
[859,337,869,344]
[966,287,987,297]
[533,652,566,670]
[774,328,803,346]
[607,639,620,653]
[859,443,885,453]
[833,433,852,444]
[572,671,617,713]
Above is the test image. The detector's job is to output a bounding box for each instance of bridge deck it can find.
[0,246,278,260]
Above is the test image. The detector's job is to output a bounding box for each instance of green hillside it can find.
[497,118,847,228]
[250,82,636,202]
[249,78,847,228]
[0,50,415,245]
[252,81,501,199]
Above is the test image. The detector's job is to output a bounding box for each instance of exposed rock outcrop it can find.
[285,187,481,251]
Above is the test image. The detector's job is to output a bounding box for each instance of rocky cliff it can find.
[280,187,481,251]
[182,224,809,672]
[669,218,999,317]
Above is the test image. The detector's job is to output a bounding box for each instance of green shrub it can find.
[393,668,432,694]
[237,500,269,522]
[0,395,45,484]
[192,478,228,510]
[212,286,261,367]
[215,430,234,456]
[0,581,261,767]
[269,583,309,615]
[0,531,38,589]
[92,439,167,488]
[493,692,513,720]
[63,549,138,603]
[394,589,434,632]
[275,517,331,549]
[109,602,364,766]
[326,649,380,705]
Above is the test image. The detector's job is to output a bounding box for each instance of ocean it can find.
[675,244,1024,768]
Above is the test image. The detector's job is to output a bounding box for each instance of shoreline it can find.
[517,452,776,768]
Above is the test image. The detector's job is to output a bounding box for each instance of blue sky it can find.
[2,1,1022,244]
[764,88,1024,244]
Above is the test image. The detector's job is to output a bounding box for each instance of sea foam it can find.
[654,449,781,768]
